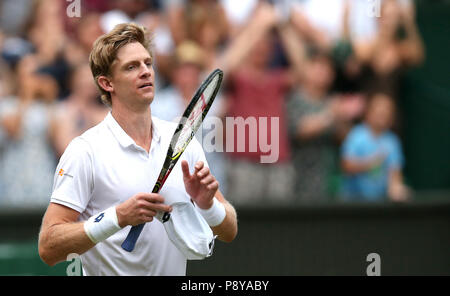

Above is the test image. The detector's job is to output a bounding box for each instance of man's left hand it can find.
[181,160,219,209]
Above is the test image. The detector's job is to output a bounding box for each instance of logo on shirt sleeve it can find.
[58,169,73,178]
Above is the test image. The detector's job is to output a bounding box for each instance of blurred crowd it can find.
[0,0,425,208]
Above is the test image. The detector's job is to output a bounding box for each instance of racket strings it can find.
[171,75,220,157]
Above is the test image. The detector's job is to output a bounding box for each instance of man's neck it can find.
[111,104,153,153]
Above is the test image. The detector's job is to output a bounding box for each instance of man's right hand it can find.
[116,193,172,227]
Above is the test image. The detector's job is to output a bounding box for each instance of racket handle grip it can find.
[121,223,145,252]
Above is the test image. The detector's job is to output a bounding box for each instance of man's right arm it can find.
[38,203,95,267]
[38,193,172,266]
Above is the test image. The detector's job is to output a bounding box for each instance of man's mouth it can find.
[138,82,153,89]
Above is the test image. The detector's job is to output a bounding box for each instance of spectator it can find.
[23,0,72,98]
[352,0,424,97]
[64,13,104,68]
[166,0,231,82]
[281,20,364,202]
[0,55,59,207]
[167,0,230,50]
[340,93,410,202]
[52,63,108,157]
[217,3,296,205]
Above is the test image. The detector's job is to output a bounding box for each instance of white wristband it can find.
[196,198,226,227]
[84,206,122,244]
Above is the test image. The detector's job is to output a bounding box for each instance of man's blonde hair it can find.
[89,23,153,107]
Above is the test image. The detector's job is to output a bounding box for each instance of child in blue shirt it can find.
[340,93,410,202]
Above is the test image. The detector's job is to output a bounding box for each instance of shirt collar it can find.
[151,116,162,143]
[105,112,161,149]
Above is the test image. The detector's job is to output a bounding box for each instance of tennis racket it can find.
[121,68,224,252]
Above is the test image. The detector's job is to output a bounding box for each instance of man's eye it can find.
[127,65,135,70]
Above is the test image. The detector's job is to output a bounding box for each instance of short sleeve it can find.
[50,137,94,213]
[341,128,362,159]
[386,135,404,170]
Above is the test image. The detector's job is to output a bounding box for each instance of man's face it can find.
[109,42,155,108]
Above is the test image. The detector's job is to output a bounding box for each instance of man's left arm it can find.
[211,189,238,243]
[181,160,237,243]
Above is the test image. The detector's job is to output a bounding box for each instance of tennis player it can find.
[38,23,237,276]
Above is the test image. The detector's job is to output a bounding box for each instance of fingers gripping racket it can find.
[121,69,224,252]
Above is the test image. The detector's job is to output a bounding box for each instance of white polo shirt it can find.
[50,112,208,276]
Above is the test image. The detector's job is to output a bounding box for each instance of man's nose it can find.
[140,63,151,77]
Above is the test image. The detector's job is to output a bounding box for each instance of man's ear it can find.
[97,76,113,93]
